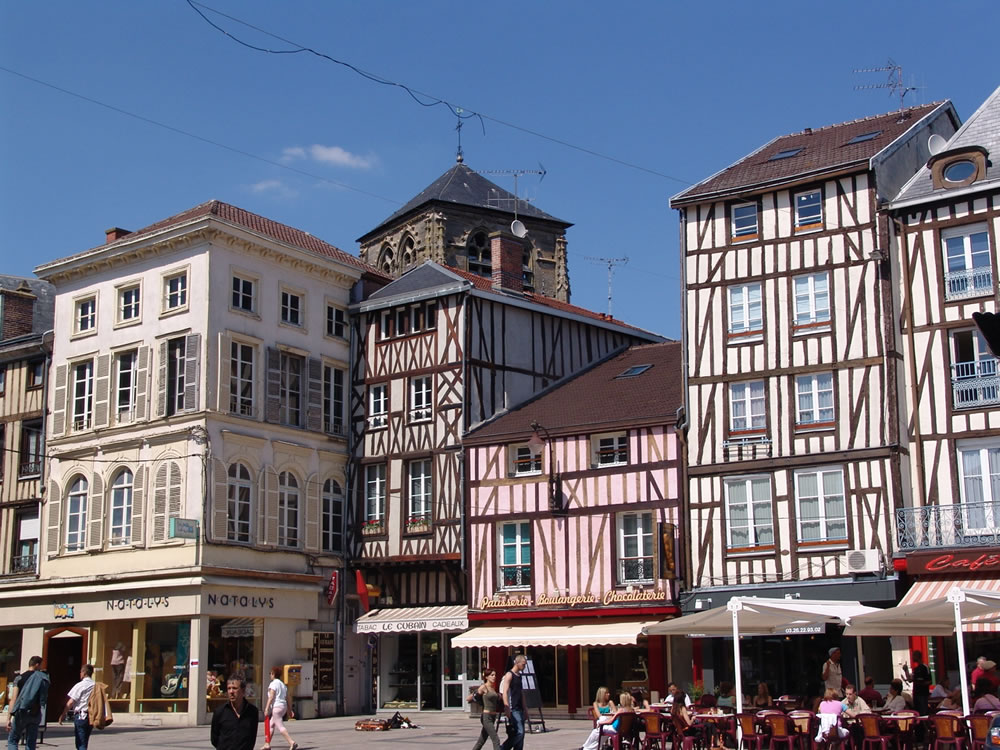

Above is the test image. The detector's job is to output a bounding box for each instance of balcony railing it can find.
[945,267,994,300]
[500,564,531,589]
[952,360,1000,408]
[896,502,1000,550]
[619,557,654,584]
[18,461,42,478]
[10,554,37,575]
[723,435,772,461]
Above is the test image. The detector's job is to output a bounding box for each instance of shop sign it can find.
[206,593,275,609]
[906,549,1000,575]
[54,603,74,619]
[106,596,170,611]
[355,616,468,633]
[479,588,666,610]
[169,518,199,539]
[326,571,339,606]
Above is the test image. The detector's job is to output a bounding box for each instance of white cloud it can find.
[280,144,375,170]
[280,146,306,163]
[248,179,297,199]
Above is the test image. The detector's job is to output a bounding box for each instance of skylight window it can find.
[845,131,882,145]
[769,148,803,161]
[616,364,652,379]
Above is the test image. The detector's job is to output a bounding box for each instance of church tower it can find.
[357,156,572,301]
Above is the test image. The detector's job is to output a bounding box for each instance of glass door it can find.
[442,635,479,710]
[420,633,441,709]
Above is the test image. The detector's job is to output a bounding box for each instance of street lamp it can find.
[528,421,563,512]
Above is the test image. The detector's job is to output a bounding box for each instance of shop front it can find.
[354,605,472,711]
[0,575,320,726]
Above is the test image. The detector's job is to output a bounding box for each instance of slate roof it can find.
[672,102,947,205]
[465,341,683,441]
[363,260,662,338]
[37,200,384,277]
[893,85,1000,205]
[358,162,570,242]
[0,275,55,340]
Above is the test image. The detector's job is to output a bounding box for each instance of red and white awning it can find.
[898,577,1000,632]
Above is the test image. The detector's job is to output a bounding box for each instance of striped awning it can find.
[354,605,468,634]
[899,578,1000,632]
[449,619,659,648]
[221,617,263,638]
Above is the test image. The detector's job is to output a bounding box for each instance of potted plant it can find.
[406,516,431,533]
[362,518,385,536]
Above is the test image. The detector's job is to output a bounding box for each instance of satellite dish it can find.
[511,219,528,238]
[928,134,947,155]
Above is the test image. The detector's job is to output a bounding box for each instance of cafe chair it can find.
[640,711,670,750]
[964,714,990,750]
[788,710,818,750]
[735,714,767,750]
[766,713,799,750]
[928,713,966,750]
[815,715,849,750]
[673,713,710,750]
[857,713,893,750]
[894,709,921,750]
[601,712,637,750]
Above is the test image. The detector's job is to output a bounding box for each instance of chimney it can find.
[490,231,525,293]
[0,283,37,341]
[105,227,132,244]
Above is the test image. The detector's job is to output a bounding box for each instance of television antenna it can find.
[853,59,920,109]
[584,256,629,316]
[477,166,546,234]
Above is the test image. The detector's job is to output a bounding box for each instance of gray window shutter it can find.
[46,479,62,558]
[306,358,323,432]
[86,473,105,550]
[265,347,281,423]
[212,459,229,542]
[51,365,68,436]
[217,333,232,413]
[152,463,168,542]
[168,461,183,526]
[305,472,320,552]
[93,354,112,428]
[263,469,279,546]
[134,346,150,421]
[157,341,168,417]
[131,465,145,547]
[184,333,201,412]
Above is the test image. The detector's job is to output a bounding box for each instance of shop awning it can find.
[449,619,659,648]
[221,617,263,638]
[844,582,1000,636]
[354,605,468,634]
[645,597,878,636]
[898,577,1000,631]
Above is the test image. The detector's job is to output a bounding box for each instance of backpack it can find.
[87,682,113,729]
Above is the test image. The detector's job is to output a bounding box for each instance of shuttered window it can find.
[279,352,304,427]
[227,463,253,543]
[109,469,134,546]
[278,472,300,548]
[66,476,88,552]
[72,361,94,431]
[322,479,344,553]
[323,365,345,435]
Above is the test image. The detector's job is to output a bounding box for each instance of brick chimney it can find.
[1,282,37,341]
[490,231,525,293]
[105,227,132,244]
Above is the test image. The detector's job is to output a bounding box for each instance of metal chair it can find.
[965,714,991,750]
[735,713,767,750]
[766,713,799,750]
[601,712,637,750]
[639,711,670,750]
[788,710,818,750]
[928,713,966,750]
[857,713,892,750]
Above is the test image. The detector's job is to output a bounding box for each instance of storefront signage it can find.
[169,518,199,539]
[480,588,666,610]
[106,596,170,611]
[355,616,468,633]
[906,549,1000,575]
[206,593,275,609]
[326,571,339,606]
[53,603,74,619]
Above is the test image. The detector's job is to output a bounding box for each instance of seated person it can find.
[716,682,736,709]
[665,682,693,708]
[816,688,850,743]
[877,680,906,713]
[841,684,870,718]
[592,686,616,720]
[929,675,951,700]
[859,677,883,708]
[582,692,635,750]
[750,682,772,709]
[698,693,718,711]
[973,678,1000,713]
[670,690,709,750]
[938,688,963,712]
[819,688,845,715]
[630,688,650,711]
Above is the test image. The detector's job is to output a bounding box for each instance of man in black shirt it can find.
[903,650,931,715]
[211,676,259,750]
[499,655,527,750]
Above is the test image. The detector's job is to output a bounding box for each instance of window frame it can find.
[729,380,766,434]
[592,431,628,467]
[165,337,186,417]
[72,359,94,431]
[617,511,655,585]
[794,467,847,545]
[280,287,304,328]
[74,294,97,336]
[728,282,763,338]
[467,229,491,277]
[26,358,44,390]
[323,364,346,436]
[115,349,138,424]
[793,272,831,331]
[409,375,433,422]
[724,475,774,551]
[365,464,386,523]
[368,384,388,429]
[277,471,301,548]
[498,520,531,591]
[321,478,344,553]
[66,476,89,552]
[731,201,759,241]
[116,282,142,326]
[278,351,304,427]
[18,419,43,478]
[407,458,433,527]
[162,269,189,314]
[942,223,992,301]
[325,303,347,339]
[229,340,256,418]
[795,372,835,428]
[227,462,253,544]
[794,189,823,231]
[231,272,257,315]
[510,443,542,477]
[956,440,1000,532]
[109,468,134,547]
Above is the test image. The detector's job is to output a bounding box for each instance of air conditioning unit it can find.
[845,549,881,574]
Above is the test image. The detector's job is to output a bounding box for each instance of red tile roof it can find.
[672,102,947,204]
[466,341,682,441]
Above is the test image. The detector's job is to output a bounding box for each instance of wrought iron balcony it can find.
[18,461,42,478]
[10,554,37,575]
[945,267,994,301]
[952,360,1000,408]
[723,435,772,461]
[896,502,1000,550]
[500,564,531,589]
[619,557,654,584]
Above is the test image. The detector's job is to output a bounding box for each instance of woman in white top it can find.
[264,666,298,750]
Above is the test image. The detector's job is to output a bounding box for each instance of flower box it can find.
[405,518,431,534]
[361,520,385,536]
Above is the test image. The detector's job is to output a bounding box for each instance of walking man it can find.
[499,655,527,750]
[58,664,96,749]
[211,676,259,750]
[5,655,49,750]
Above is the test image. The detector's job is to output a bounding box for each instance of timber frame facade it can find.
[671,102,960,609]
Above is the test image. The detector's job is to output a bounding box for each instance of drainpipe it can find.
[37,329,54,575]
[677,208,693,590]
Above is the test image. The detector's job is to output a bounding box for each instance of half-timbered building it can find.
[888,85,1000,670]
[349,233,661,711]
[455,342,684,715]
[670,102,960,694]
[6,201,384,725]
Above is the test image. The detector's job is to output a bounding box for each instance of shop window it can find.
[142,620,191,711]
[208,616,264,709]
[97,622,133,706]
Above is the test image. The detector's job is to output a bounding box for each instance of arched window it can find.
[278,472,300,548]
[109,469,133,546]
[401,236,415,270]
[66,476,88,552]
[227,463,253,543]
[322,479,344,554]
[379,245,394,275]
[467,230,491,277]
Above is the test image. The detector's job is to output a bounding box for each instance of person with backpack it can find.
[6,655,49,750]
[58,664,96,749]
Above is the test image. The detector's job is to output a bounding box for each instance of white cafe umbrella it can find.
[646,597,880,715]
[844,586,1000,716]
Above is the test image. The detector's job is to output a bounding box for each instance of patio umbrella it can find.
[646,597,880,714]
[844,587,1000,716]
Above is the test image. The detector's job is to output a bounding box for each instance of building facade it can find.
[670,102,960,695]
[457,343,685,715]
[5,201,383,725]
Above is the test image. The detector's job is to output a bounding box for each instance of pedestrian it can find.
[211,676,259,750]
[499,654,527,750]
[5,655,49,750]
[263,666,298,750]
[901,650,930,714]
[467,668,501,750]
[57,664,96,749]
[822,647,844,698]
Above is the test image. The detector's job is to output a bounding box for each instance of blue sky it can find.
[2,1,997,339]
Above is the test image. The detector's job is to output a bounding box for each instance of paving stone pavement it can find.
[8,712,593,749]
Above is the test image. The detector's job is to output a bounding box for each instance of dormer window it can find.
[944,161,976,183]
[929,146,989,190]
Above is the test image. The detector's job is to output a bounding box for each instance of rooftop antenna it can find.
[476,165,546,237]
[584,256,629,316]
[455,109,464,163]
[853,58,920,109]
